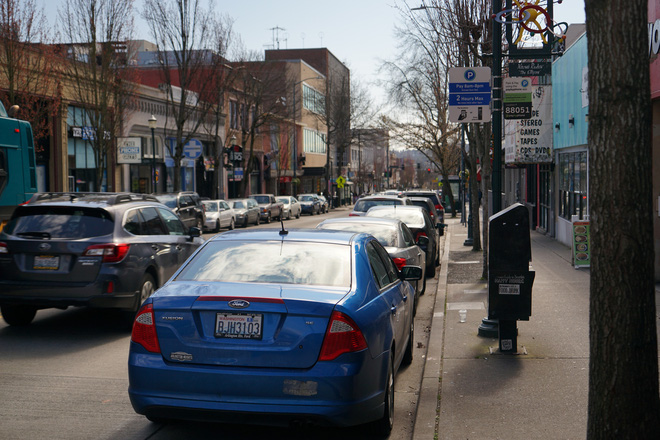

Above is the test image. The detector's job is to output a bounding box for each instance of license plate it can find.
[215,313,263,339]
[34,255,59,270]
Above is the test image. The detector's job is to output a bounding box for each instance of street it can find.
[0,207,442,440]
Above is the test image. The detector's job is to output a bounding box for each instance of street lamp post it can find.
[229,135,237,199]
[148,115,157,193]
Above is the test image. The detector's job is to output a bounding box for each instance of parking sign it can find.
[448,67,492,123]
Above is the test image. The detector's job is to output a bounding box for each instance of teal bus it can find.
[0,100,37,229]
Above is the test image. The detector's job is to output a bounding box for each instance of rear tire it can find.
[1,305,37,326]
[228,218,235,230]
[214,220,221,233]
[296,211,301,219]
[426,261,436,278]
[136,274,156,310]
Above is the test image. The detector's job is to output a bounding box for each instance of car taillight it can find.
[83,243,130,263]
[348,213,359,217]
[0,242,8,254]
[392,257,407,271]
[318,311,367,361]
[131,303,161,353]
[435,204,443,212]
[415,231,428,242]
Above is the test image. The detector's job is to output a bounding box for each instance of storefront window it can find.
[559,151,588,220]
[67,106,105,192]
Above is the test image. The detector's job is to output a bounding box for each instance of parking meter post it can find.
[484,203,535,353]
[498,320,518,353]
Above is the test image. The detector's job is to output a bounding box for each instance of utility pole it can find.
[492,0,503,214]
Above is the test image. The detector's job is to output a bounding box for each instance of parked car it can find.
[201,199,235,232]
[366,205,441,278]
[153,192,205,230]
[403,190,445,227]
[316,217,427,306]
[409,196,444,233]
[349,194,413,217]
[276,196,301,220]
[128,228,421,434]
[298,193,322,215]
[0,192,203,326]
[227,198,261,227]
[317,194,329,213]
[251,194,284,223]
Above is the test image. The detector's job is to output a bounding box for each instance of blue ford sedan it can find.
[128,228,421,434]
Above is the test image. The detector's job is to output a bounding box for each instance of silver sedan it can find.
[316,216,427,312]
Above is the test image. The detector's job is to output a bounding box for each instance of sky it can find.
[39,0,586,108]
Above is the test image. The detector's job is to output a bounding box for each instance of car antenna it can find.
[279,216,288,236]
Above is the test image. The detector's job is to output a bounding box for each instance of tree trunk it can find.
[585,0,660,437]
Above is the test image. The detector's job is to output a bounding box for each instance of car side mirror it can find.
[188,227,202,239]
[399,265,423,281]
[416,236,429,246]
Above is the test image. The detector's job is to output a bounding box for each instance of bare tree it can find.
[199,13,234,199]
[382,2,462,211]
[388,0,491,272]
[0,0,60,153]
[227,57,290,197]
[59,0,136,191]
[584,0,660,436]
[142,0,216,192]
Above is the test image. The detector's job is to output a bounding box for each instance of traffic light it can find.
[427,168,431,173]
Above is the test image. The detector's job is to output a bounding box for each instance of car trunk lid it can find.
[153,281,349,369]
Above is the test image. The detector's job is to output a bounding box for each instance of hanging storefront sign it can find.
[504,85,552,164]
[117,137,142,164]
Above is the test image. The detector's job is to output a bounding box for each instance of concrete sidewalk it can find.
[414,216,591,439]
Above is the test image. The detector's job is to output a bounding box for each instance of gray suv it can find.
[0,192,204,326]
[153,192,205,230]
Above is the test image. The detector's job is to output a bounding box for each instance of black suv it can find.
[153,192,205,230]
[0,192,204,326]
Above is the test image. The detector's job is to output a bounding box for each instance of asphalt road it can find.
[0,207,440,440]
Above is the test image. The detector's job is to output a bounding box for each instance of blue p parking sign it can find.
[449,67,492,123]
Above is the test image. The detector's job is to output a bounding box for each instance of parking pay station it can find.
[487,203,535,353]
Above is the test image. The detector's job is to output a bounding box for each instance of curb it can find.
[412,225,450,439]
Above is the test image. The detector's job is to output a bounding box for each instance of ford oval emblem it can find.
[228,299,250,309]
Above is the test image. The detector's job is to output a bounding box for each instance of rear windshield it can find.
[411,200,430,211]
[155,195,177,209]
[408,193,440,205]
[202,201,218,212]
[176,241,351,287]
[299,195,314,201]
[252,196,269,204]
[4,206,114,239]
[230,201,244,209]
[354,199,402,212]
[367,209,425,228]
[317,222,397,247]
